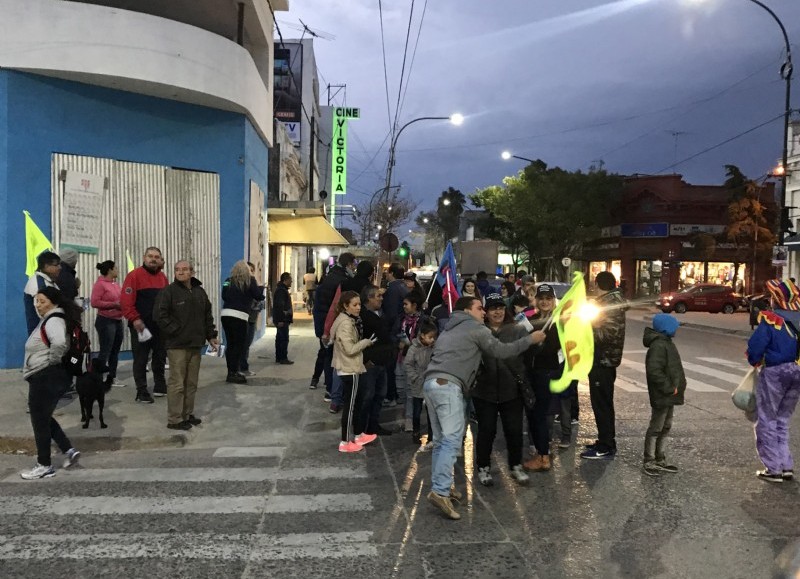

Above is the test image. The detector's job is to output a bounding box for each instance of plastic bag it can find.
[731,366,757,413]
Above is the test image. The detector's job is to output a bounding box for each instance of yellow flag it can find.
[126,250,135,274]
[549,271,595,393]
[24,211,53,277]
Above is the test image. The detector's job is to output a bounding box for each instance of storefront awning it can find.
[268,212,349,247]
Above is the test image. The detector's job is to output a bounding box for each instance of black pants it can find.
[341,374,367,442]
[27,366,73,466]
[589,365,617,452]
[527,369,553,456]
[222,316,248,376]
[94,315,124,378]
[275,324,290,361]
[570,382,580,420]
[360,365,387,432]
[240,321,256,372]
[412,396,433,439]
[475,396,524,468]
[386,359,398,401]
[313,313,333,388]
[130,325,166,394]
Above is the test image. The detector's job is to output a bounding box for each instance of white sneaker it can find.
[111,378,127,387]
[245,370,257,376]
[63,448,80,469]
[477,466,494,486]
[20,464,55,480]
[510,464,530,485]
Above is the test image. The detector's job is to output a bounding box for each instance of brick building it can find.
[582,174,776,299]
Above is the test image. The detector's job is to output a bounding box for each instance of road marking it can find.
[212,447,285,459]
[0,494,372,515]
[681,361,743,384]
[615,375,648,392]
[696,357,749,370]
[2,466,366,484]
[624,349,648,355]
[0,531,377,560]
[619,360,726,393]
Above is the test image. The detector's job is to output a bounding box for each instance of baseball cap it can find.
[535,284,555,298]
[484,293,506,309]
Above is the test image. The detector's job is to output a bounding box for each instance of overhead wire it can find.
[397,0,428,120]
[392,0,416,133]
[378,0,394,133]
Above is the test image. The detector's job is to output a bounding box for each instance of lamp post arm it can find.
[385,116,451,191]
[747,0,791,62]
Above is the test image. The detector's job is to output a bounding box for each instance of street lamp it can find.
[442,198,451,206]
[501,150,535,163]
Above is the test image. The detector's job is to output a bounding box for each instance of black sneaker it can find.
[783,470,794,481]
[152,390,167,398]
[323,393,332,402]
[309,378,319,390]
[226,373,247,384]
[643,464,661,477]
[278,359,295,365]
[756,469,784,483]
[136,391,155,404]
[167,422,191,430]
[186,415,202,426]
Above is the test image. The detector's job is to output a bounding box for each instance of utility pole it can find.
[309,114,315,200]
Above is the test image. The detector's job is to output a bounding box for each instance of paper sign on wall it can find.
[61,171,106,254]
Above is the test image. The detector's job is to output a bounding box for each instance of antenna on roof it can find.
[299,19,336,41]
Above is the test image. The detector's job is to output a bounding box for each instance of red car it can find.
[656,284,741,314]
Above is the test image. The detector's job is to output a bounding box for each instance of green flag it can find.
[549,271,595,394]
[24,211,53,277]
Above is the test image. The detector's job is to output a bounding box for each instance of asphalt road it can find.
[1,315,799,578]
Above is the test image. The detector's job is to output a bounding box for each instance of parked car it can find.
[655,284,741,314]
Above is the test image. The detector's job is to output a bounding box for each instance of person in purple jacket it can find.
[746,279,800,483]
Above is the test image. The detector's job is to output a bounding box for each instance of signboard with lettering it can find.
[330,108,360,196]
[620,223,669,238]
[669,224,725,236]
[283,122,300,145]
[61,171,105,254]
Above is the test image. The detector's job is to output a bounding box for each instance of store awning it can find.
[268,212,349,247]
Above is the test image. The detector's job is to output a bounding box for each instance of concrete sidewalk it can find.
[0,317,352,454]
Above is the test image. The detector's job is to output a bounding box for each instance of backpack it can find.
[40,312,91,376]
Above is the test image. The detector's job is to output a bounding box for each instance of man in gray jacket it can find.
[423,296,544,520]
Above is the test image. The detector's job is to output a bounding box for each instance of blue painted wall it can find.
[0,70,269,368]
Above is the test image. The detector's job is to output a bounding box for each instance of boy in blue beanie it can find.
[642,313,687,476]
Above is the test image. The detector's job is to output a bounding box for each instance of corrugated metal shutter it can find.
[51,154,222,353]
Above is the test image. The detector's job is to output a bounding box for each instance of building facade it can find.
[582,174,776,299]
[0,0,287,367]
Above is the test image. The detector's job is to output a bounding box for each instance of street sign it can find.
[379,233,399,252]
[561,257,572,267]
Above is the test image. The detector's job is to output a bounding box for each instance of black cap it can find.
[484,293,506,309]
[535,284,555,298]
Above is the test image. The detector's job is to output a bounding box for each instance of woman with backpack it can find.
[20,286,82,479]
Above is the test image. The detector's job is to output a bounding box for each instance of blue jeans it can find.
[330,370,344,406]
[94,315,124,378]
[395,364,413,419]
[423,378,466,496]
[359,364,386,432]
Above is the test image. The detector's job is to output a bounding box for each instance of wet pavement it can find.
[1,314,799,578]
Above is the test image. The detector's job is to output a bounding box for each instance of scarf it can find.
[346,312,364,340]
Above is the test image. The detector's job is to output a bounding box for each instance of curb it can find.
[641,314,752,338]
[0,433,191,455]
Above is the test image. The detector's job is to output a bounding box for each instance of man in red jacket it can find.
[121,247,169,404]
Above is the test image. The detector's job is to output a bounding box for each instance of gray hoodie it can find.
[23,307,68,379]
[424,311,531,393]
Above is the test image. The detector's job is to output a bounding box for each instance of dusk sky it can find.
[280,0,799,222]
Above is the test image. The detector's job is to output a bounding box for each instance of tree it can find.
[723,165,776,291]
[352,189,417,243]
[415,187,467,251]
[471,161,623,280]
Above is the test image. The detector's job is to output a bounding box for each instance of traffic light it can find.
[397,241,410,259]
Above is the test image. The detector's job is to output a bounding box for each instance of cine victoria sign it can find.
[330,107,360,196]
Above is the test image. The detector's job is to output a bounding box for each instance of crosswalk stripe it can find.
[681,361,744,384]
[696,357,749,371]
[619,360,726,393]
[0,494,372,516]
[2,466,366,484]
[0,532,377,560]
[616,376,647,392]
[212,447,285,458]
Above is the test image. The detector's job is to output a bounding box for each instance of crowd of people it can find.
[18,248,800,512]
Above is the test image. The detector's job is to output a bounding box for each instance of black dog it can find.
[75,361,111,429]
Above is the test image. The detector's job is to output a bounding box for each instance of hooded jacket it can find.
[154,278,218,349]
[330,312,373,375]
[341,261,375,295]
[23,307,68,379]
[643,326,686,407]
[592,289,628,367]
[382,279,409,328]
[313,264,349,318]
[424,311,532,393]
[472,322,529,403]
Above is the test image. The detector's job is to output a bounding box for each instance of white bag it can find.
[731,366,757,413]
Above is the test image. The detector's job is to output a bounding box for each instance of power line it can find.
[653,112,784,174]
[398,0,428,120]
[378,0,394,133]
[392,0,416,133]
